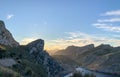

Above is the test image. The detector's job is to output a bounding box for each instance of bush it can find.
[72,72,82,77]
[0,66,22,77]
[72,71,96,77]
[0,48,6,58]
[25,67,33,75]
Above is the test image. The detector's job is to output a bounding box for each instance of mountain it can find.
[27,39,63,77]
[0,20,19,47]
[76,44,120,75]
[54,44,94,59]
[53,44,120,75]
[0,20,63,77]
[53,44,95,74]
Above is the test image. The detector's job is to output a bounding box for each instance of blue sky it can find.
[0,0,120,51]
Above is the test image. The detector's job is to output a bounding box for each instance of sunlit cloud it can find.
[20,37,38,45]
[6,14,14,20]
[45,32,120,51]
[97,18,120,22]
[101,10,120,16]
[93,23,120,32]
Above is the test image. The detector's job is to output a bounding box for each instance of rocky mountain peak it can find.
[27,39,44,54]
[84,44,94,48]
[0,20,19,47]
[27,39,63,77]
[97,44,113,49]
[66,44,94,51]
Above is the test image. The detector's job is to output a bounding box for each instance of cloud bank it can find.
[101,10,120,16]
[93,9,120,33]
[93,23,120,32]
[45,32,120,50]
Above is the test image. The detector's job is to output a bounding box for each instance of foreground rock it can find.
[0,58,16,67]
[27,39,63,77]
[0,20,19,47]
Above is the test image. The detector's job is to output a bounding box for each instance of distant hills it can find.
[53,44,120,75]
[54,44,94,59]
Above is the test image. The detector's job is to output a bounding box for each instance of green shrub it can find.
[72,71,96,77]
[0,66,22,77]
[25,67,33,75]
[72,72,82,77]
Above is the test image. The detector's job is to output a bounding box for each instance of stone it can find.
[0,58,17,67]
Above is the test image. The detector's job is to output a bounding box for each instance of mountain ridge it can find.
[53,44,120,75]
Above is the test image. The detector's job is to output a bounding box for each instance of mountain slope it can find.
[76,44,120,75]
[27,39,63,77]
[0,20,19,47]
[52,55,79,74]
[53,44,120,75]
[0,20,63,77]
[54,44,94,59]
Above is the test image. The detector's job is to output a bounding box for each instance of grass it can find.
[0,66,22,77]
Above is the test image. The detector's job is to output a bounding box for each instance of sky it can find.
[0,0,120,52]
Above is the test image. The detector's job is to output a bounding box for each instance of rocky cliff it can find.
[27,39,63,77]
[0,20,19,47]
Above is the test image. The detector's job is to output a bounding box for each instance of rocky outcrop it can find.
[0,20,19,47]
[0,58,16,67]
[27,39,63,77]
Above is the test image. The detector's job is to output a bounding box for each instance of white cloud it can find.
[65,32,88,39]
[98,18,120,22]
[93,10,120,32]
[20,37,38,45]
[6,14,14,20]
[101,10,120,16]
[93,23,120,32]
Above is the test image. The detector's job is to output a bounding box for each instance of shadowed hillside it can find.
[53,44,120,75]
[0,20,63,77]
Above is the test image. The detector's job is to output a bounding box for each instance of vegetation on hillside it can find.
[0,66,22,77]
[54,44,120,75]
[0,45,47,77]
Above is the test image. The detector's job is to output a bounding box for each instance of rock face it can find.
[0,58,16,67]
[0,20,19,47]
[27,39,63,77]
